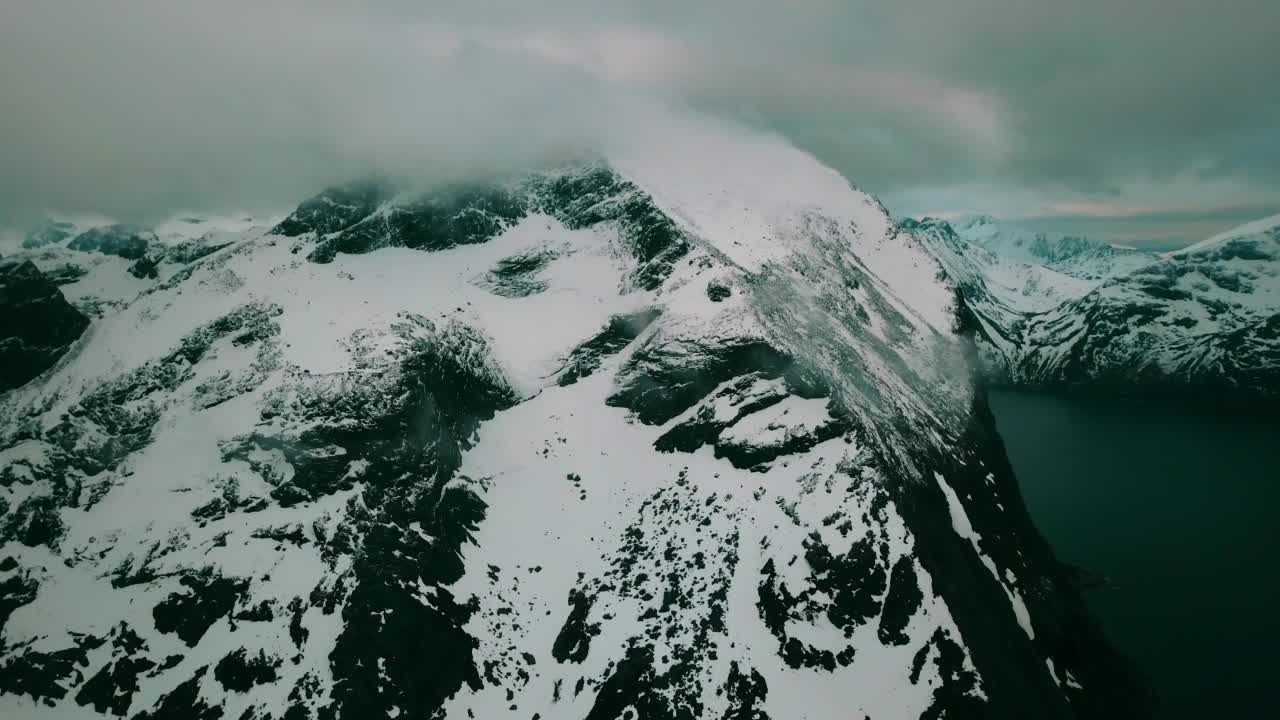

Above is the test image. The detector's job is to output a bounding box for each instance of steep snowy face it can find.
[1018,214,1280,400]
[0,121,1147,720]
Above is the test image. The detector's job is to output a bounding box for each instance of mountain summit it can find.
[0,116,1149,719]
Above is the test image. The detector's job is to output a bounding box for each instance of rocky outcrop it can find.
[0,259,90,391]
[67,224,155,260]
[277,165,691,289]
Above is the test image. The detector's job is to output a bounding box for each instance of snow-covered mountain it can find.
[902,218,1096,376]
[948,215,1154,283]
[0,117,1149,719]
[1016,215,1280,401]
[908,214,1280,404]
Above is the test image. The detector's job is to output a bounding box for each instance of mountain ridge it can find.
[1,117,1150,719]
[908,213,1280,405]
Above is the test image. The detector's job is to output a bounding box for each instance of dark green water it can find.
[988,389,1280,719]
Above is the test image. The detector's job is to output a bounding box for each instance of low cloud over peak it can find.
[2,1,1276,245]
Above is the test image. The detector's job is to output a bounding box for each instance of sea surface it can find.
[989,389,1280,719]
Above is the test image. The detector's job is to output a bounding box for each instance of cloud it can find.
[1,0,1276,241]
[0,2,628,222]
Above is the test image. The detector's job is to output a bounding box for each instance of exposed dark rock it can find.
[163,239,234,265]
[654,374,789,454]
[152,570,249,646]
[713,407,849,469]
[0,259,90,391]
[551,588,599,663]
[756,523,892,672]
[307,184,527,263]
[275,165,689,289]
[0,568,37,633]
[583,644,670,720]
[273,180,393,238]
[806,530,888,633]
[720,661,770,720]
[232,600,275,623]
[532,165,690,290]
[3,495,66,547]
[128,255,160,280]
[74,626,155,716]
[752,481,906,671]
[937,215,1280,406]
[557,308,662,386]
[0,165,1163,720]
[249,523,308,547]
[216,315,520,720]
[214,648,281,693]
[0,632,106,704]
[609,341,796,425]
[475,248,558,298]
[43,263,89,285]
[707,281,732,302]
[910,628,987,720]
[67,225,154,260]
[539,475,740,719]
[877,556,923,646]
[287,598,308,649]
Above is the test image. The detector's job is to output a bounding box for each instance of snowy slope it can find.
[0,116,1149,719]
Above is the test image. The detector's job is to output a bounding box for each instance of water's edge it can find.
[989,389,1280,720]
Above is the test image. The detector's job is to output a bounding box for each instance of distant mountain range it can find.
[907,213,1280,404]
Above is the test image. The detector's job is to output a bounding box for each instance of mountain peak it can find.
[955,213,999,229]
[0,116,1150,720]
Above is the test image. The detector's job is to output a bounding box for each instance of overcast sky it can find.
[2,1,1276,246]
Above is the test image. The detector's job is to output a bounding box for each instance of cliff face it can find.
[0,258,90,392]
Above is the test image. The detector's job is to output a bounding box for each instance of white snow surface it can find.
[610,113,956,335]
